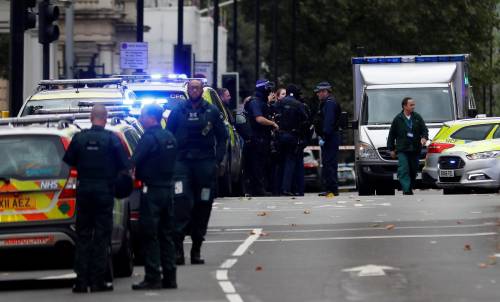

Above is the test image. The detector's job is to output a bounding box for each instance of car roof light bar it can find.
[34,106,131,115]
[352,54,467,64]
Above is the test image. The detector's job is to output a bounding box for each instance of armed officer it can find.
[63,104,129,293]
[131,104,178,290]
[167,79,228,265]
[245,79,278,196]
[275,84,308,196]
[314,82,342,196]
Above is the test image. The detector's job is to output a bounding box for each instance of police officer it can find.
[63,104,129,293]
[167,79,228,265]
[276,84,308,196]
[131,104,178,290]
[314,82,341,196]
[245,79,278,196]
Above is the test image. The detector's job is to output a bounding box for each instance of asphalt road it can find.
[0,191,499,302]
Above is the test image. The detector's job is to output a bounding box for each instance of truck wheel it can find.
[376,187,395,195]
[113,226,134,278]
[358,181,375,196]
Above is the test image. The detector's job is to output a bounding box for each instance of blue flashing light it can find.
[353,55,465,65]
[151,73,162,80]
[167,73,188,80]
[352,57,402,64]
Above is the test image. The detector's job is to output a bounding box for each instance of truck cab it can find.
[352,55,476,195]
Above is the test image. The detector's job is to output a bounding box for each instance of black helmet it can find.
[114,173,134,199]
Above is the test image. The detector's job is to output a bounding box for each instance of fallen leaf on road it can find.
[479,263,488,269]
[290,223,297,227]
[260,232,269,237]
[385,224,395,230]
[291,197,296,199]
[456,221,463,224]
[249,230,256,235]
[255,266,263,271]
[326,193,335,198]
[488,255,497,265]
[303,209,311,214]
[257,212,267,217]
[464,244,472,251]
[430,241,437,244]
[370,223,380,228]
[496,221,500,226]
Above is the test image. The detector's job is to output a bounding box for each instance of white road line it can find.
[216,270,228,280]
[232,228,262,256]
[216,228,262,302]
[219,281,236,293]
[38,273,76,280]
[220,259,238,269]
[226,294,244,302]
[257,232,497,242]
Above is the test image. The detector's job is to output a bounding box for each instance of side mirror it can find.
[467,108,478,118]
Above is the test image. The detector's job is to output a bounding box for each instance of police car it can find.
[18,78,136,117]
[0,114,137,276]
[117,74,244,196]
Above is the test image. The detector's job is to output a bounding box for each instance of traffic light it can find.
[221,72,239,110]
[38,0,60,44]
[24,0,37,30]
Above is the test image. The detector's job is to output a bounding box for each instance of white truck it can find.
[352,54,476,195]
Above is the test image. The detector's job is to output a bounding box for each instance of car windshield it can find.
[21,98,124,116]
[133,90,187,111]
[0,135,69,180]
[362,87,454,125]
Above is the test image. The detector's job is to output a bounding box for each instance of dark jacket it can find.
[131,125,177,187]
[246,91,272,140]
[167,98,228,163]
[63,125,129,182]
[387,111,429,153]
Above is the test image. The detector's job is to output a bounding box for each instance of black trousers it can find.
[247,138,271,195]
[140,186,176,282]
[74,182,114,286]
[321,133,340,193]
[173,159,217,248]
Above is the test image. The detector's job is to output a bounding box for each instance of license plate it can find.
[0,195,36,211]
[439,170,455,178]
[393,173,422,180]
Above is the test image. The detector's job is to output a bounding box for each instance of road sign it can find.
[120,42,148,70]
[342,265,399,277]
[194,61,213,86]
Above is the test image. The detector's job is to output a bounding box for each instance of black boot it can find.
[72,280,88,294]
[162,269,178,289]
[90,282,113,292]
[190,241,205,265]
[132,279,162,290]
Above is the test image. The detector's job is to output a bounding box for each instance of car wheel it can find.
[113,225,134,278]
[358,182,375,196]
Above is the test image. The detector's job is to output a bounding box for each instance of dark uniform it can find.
[275,93,308,195]
[387,111,428,194]
[63,125,129,291]
[167,98,227,264]
[131,125,178,287]
[316,91,341,195]
[246,90,273,196]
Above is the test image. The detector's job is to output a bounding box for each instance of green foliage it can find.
[235,0,499,114]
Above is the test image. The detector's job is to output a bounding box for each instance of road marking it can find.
[38,273,76,280]
[220,259,238,269]
[257,232,497,242]
[233,228,262,256]
[216,270,228,280]
[216,228,262,302]
[227,294,244,302]
[343,264,399,277]
[219,281,236,293]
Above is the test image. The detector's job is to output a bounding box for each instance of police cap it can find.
[314,81,332,93]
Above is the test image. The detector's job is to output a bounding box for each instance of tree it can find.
[236,0,500,115]
[0,34,9,79]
